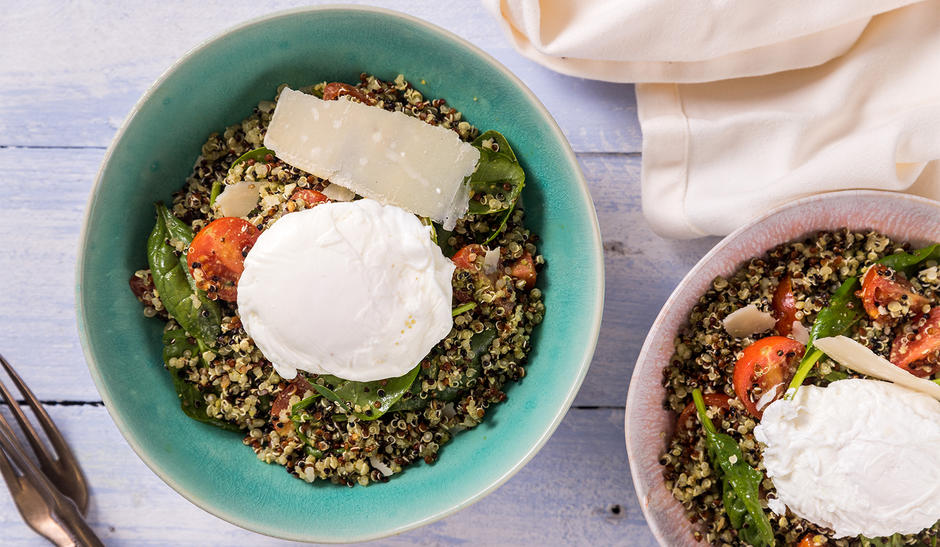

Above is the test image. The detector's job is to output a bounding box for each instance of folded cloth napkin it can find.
[485,0,940,238]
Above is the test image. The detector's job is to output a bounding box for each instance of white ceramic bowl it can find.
[624,190,940,546]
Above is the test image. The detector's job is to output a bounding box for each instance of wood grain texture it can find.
[0,0,639,153]
[0,407,655,546]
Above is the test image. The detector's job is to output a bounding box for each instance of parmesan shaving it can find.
[722,304,776,338]
[214,181,260,218]
[814,336,940,401]
[791,321,810,345]
[263,88,480,230]
[483,247,500,275]
[321,183,356,202]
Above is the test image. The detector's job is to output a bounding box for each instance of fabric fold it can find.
[485,0,940,238]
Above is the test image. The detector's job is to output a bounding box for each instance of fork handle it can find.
[53,495,104,547]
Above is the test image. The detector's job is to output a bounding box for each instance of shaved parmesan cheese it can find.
[369,456,393,477]
[814,336,940,401]
[791,321,810,345]
[722,304,776,338]
[483,247,500,275]
[321,183,356,202]
[263,88,480,230]
[215,181,260,218]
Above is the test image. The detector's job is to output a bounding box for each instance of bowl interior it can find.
[624,191,940,547]
[77,7,602,543]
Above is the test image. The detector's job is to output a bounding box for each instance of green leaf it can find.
[311,366,422,421]
[787,277,860,397]
[877,243,940,274]
[467,130,525,215]
[823,370,851,383]
[692,389,776,547]
[452,302,477,316]
[229,147,275,171]
[209,182,222,205]
[482,200,516,245]
[436,224,456,257]
[147,204,222,348]
[161,329,241,432]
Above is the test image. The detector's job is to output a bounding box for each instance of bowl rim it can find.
[623,189,940,546]
[75,4,604,543]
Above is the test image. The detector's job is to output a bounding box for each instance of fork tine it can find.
[0,435,23,497]
[0,354,89,513]
[0,356,56,472]
[0,414,103,547]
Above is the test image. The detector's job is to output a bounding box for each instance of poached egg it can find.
[237,199,454,382]
[754,379,940,538]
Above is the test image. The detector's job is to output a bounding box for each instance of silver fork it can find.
[0,354,103,546]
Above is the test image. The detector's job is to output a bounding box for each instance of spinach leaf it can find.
[209,182,222,205]
[786,277,860,397]
[435,224,456,257]
[161,328,241,432]
[452,302,477,316]
[312,365,421,421]
[147,203,222,348]
[877,243,940,274]
[467,131,525,215]
[692,389,776,546]
[229,147,275,171]
[482,200,516,245]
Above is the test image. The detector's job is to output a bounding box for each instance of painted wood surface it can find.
[0,1,718,544]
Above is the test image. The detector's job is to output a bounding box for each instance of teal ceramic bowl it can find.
[77,5,602,543]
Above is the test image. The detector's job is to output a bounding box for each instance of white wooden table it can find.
[0,1,719,544]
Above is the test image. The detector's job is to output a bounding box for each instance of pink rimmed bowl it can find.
[625,190,940,546]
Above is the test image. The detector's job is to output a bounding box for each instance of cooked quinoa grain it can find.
[131,74,544,486]
[661,229,939,545]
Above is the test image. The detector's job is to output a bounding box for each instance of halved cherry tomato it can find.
[322,82,374,105]
[187,217,260,302]
[290,189,329,208]
[733,336,805,418]
[509,252,537,290]
[270,376,311,421]
[772,276,798,336]
[452,244,485,271]
[798,534,826,547]
[676,393,731,434]
[859,264,929,321]
[890,307,940,377]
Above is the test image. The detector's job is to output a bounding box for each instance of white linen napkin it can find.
[485,0,940,238]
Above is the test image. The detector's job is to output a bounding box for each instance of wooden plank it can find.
[575,154,720,407]
[0,406,657,545]
[0,1,639,153]
[0,148,717,406]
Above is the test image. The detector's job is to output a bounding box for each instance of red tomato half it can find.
[675,393,731,434]
[187,217,260,302]
[290,189,329,208]
[890,307,940,377]
[799,534,827,547]
[860,264,928,321]
[509,252,537,290]
[322,82,374,105]
[452,244,485,271]
[772,276,798,336]
[733,336,805,418]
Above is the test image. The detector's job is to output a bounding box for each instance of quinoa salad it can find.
[129,74,546,486]
[660,229,940,546]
